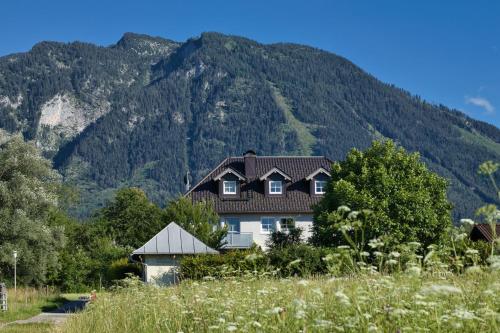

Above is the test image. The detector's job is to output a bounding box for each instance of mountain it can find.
[0,32,498,219]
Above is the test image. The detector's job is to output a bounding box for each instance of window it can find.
[315,180,327,194]
[223,180,237,194]
[269,180,283,194]
[280,218,295,232]
[225,218,240,233]
[261,217,276,233]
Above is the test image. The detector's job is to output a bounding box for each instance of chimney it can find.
[244,150,256,180]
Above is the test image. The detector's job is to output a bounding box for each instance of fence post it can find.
[0,283,7,311]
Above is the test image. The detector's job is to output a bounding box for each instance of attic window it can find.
[269,180,283,194]
[223,181,237,194]
[315,180,327,194]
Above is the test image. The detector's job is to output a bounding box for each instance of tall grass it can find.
[0,287,60,323]
[61,271,499,333]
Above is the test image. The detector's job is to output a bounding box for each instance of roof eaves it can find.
[305,167,332,180]
[213,167,246,181]
[259,167,292,181]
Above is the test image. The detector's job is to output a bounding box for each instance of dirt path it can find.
[3,300,87,327]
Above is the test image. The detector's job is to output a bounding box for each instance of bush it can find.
[180,248,270,280]
[267,244,333,277]
[266,228,304,250]
[105,258,141,282]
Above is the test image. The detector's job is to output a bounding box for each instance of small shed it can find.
[470,223,500,243]
[131,222,218,285]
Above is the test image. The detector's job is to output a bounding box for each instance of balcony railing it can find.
[223,232,253,249]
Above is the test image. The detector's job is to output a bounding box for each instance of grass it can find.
[60,271,500,332]
[0,323,53,333]
[0,288,63,324]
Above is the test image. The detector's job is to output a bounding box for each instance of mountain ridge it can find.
[0,32,498,219]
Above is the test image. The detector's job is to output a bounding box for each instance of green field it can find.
[60,272,500,333]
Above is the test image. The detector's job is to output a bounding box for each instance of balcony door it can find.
[225,217,240,233]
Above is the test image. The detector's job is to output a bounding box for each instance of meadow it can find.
[60,271,500,333]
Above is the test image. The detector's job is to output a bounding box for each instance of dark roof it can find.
[133,222,219,255]
[470,223,500,242]
[187,156,332,214]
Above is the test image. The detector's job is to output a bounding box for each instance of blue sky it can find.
[1,0,499,127]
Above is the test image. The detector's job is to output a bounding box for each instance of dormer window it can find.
[223,181,237,194]
[269,180,283,194]
[213,167,246,197]
[306,167,331,196]
[315,180,327,194]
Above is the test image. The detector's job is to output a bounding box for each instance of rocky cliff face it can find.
[0,32,498,219]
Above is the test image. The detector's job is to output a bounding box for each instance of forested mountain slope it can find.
[0,32,498,219]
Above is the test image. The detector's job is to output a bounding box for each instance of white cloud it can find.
[465,96,495,114]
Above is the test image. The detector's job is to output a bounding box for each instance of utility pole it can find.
[13,250,17,294]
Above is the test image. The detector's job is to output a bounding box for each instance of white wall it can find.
[144,255,181,285]
[221,214,313,250]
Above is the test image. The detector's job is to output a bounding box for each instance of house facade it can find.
[186,151,332,249]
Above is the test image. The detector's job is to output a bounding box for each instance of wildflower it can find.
[337,205,351,213]
[465,266,482,274]
[368,238,384,249]
[368,324,378,332]
[314,319,333,328]
[288,259,302,267]
[227,325,237,332]
[360,251,370,257]
[297,280,309,287]
[452,308,477,320]
[311,288,324,298]
[337,245,351,250]
[295,309,306,319]
[335,291,351,306]
[407,241,421,248]
[389,251,400,258]
[251,321,262,328]
[421,284,462,296]
[405,266,421,276]
[208,326,220,330]
[347,211,359,219]
[373,251,383,257]
[386,259,398,266]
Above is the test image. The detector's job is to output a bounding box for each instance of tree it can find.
[99,188,164,249]
[163,197,227,249]
[266,228,303,250]
[311,140,452,250]
[0,137,65,285]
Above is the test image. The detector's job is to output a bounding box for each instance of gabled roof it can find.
[187,156,332,214]
[132,222,219,255]
[213,167,246,181]
[305,167,331,180]
[259,167,292,181]
[470,223,500,242]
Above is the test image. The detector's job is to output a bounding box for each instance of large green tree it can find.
[99,187,164,249]
[0,137,65,285]
[311,140,452,249]
[164,197,227,250]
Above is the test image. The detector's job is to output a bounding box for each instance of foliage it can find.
[0,137,65,285]
[105,258,141,283]
[266,228,303,250]
[1,33,499,219]
[98,187,164,249]
[164,197,227,249]
[0,287,62,324]
[267,244,333,277]
[312,140,453,250]
[62,272,500,333]
[179,248,269,280]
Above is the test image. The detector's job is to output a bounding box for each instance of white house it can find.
[186,150,332,249]
[131,222,218,285]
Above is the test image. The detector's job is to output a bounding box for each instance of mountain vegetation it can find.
[0,32,499,220]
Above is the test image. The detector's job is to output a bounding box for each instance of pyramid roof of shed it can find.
[132,222,219,255]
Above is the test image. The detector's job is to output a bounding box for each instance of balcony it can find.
[223,232,253,249]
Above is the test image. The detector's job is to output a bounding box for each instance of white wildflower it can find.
[297,280,309,286]
[389,251,400,258]
[337,205,351,213]
[406,266,421,276]
[314,319,333,328]
[335,291,351,306]
[452,308,477,320]
[251,321,262,328]
[347,211,359,219]
[421,284,462,296]
[368,238,384,249]
[227,325,237,332]
[387,259,398,266]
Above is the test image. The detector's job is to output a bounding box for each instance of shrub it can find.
[105,258,141,282]
[266,228,303,250]
[179,248,270,280]
[267,244,333,277]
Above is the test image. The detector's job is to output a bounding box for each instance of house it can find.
[469,223,500,243]
[131,222,218,285]
[186,150,332,249]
